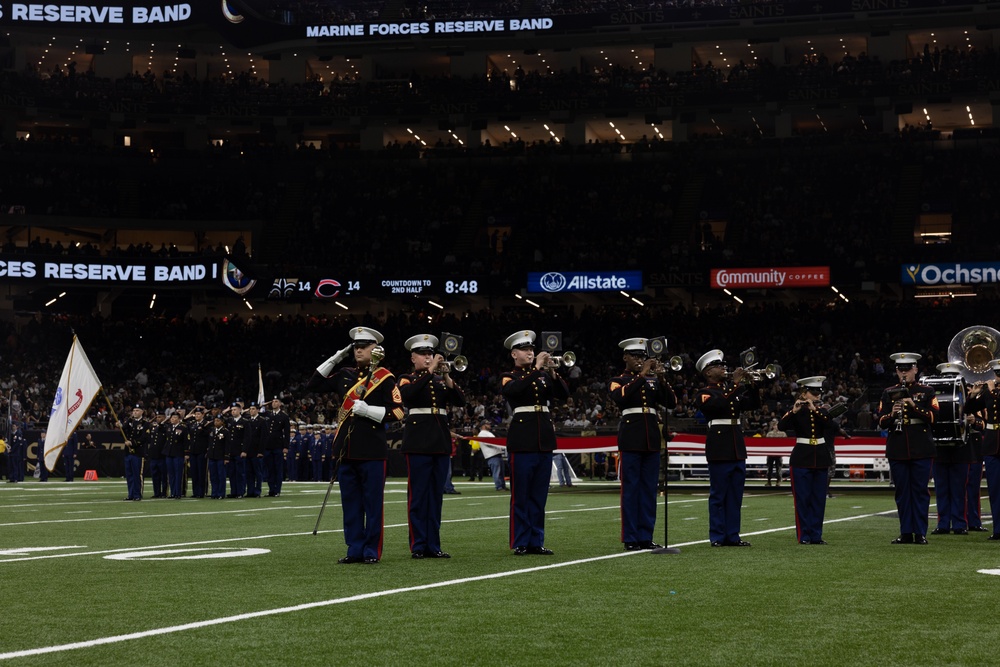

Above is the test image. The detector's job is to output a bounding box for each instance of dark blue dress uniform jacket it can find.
[876,382,939,460]
[609,371,677,451]
[501,369,569,452]
[398,371,466,455]
[778,407,833,468]
[696,382,761,462]
[307,367,404,460]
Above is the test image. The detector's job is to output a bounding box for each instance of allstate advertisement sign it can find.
[527,271,642,293]
[902,262,1000,286]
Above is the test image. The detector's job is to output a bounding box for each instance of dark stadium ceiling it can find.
[6,26,992,139]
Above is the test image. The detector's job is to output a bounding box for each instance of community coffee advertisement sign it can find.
[901,262,1000,286]
[710,266,830,289]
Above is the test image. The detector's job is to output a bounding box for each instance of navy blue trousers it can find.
[933,461,970,531]
[790,467,828,543]
[124,453,142,500]
[707,460,746,544]
[619,450,660,544]
[405,453,450,554]
[889,458,932,537]
[509,451,553,549]
[966,460,984,529]
[338,459,386,560]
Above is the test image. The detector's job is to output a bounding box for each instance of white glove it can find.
[363,405,386,423]
[352,400,370,419]
[317,344,353,377]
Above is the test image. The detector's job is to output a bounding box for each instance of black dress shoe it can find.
[338,556,363,564]
[444,490,462,495]
[425,550,451,558]
[954,529,969,535]
[640,541,664,550]
[710,541,724,547]
[362,557,380,564]
[513,546,528,556]
[527,546,554,555]
[891,535,914,544]
[725,540,752,547]
[411,551,426,559]
[914,535,929,544]
[969,526,989,532]
[799,539,812,545]
[988,533,1000,541]
[931,528,950,535]
[812,540,828,545]
[624,542,642,551]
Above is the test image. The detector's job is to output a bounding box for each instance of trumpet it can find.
[436,355,468,373]
[729,364,781,382]
[649,356,683,375]
[544,351,577,368]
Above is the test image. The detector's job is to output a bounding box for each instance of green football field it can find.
[1,478,998,666]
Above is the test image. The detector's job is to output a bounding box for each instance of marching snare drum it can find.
[922,375,966,443]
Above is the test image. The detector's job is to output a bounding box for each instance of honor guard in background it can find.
[148,409,169,498]
[695,349,761,547]
[876,352,939,544]
[264,397,290,497]
[501,330,570,556]
[930,363,974,535]
[245,402,266,498]
[117,405,149,500]
[6,421,26,483]
[609,337,677,551]
[188,406,212,498]
[285,422,301,483]
[162,412,188,499]
[322,425,336,481]
[778,377,832,544]
[399,334,467,560]
[307,425,323,481]
[227,402,250,498]
[207,414,229,499]
[307,326,404,565]
[964,358,1000,540]
[63,431,78,482]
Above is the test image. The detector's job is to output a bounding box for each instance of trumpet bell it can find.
[948,325,1000,383]
[561,351,577,368]
[669,355,683,372]
[452,355,468,373]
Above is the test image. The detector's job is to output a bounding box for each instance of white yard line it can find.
[0,505,901,661]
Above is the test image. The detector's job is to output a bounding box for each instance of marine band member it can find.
[609,337,677,551]
[399,334,467,559]
[876,352,939,545]
[502,330,570,556]
[778,376,831,544]
[695,349,761,547]
[307,326,404,564]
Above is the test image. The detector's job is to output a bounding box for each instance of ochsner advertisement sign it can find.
[710,266,830,289]
[902,262,1000,286]
[527,271,642,293]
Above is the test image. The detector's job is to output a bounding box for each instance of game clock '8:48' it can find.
[445,280,478,294]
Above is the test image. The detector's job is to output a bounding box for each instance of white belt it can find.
[709,419,739,427]
[408,408,443,416]
[795,437,822,445]
[906,418,925,424]
[622,407,654,416]
[987,424,998,430]
[514,406,550,413]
